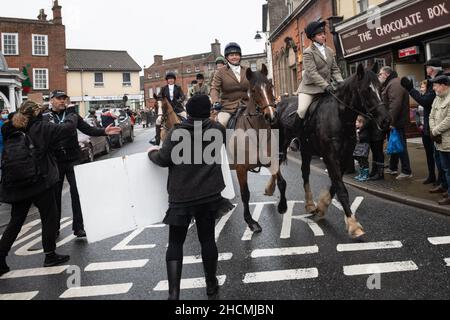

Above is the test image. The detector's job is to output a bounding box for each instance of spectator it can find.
[429,75,450,205]
[379,66,412,180]
[353,115,371,182]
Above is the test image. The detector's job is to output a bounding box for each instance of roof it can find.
[151,52,213,67]
[0,16,54,25]
[66,49,141,72]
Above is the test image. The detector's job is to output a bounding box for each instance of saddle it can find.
[227,106,246,130]
[285,95,322,131]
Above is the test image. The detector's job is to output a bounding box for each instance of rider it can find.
[210,43,250,128]
[296,20,344,120]
[151,72,186,145]
[191,74,209,97]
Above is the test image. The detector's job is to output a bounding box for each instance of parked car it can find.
[78,118,111,163]
[107,108,134,148]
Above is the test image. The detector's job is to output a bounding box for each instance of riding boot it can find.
[150,125,161,145]
[167,260,182,300]
[0,254,10,276]
[369,162,377,178]
[202,259,219,297]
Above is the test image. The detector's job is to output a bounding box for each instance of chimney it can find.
[211,39,221,57]
[37,9,47,21]
[154,55,163,65]
[52,0,62,25]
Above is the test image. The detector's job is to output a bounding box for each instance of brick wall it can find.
[0,19,67,95]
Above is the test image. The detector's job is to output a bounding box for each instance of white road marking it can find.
[332,197,364,214]
[153,275,227,291]
[16,219,41,239]
[60,283,133,299]
[11,217,70,249]
[243,268,318,284]
[251,246,319,258]
[215,205,237,241]
[428,236,450,245]
[112,227,156,251]
[242,203,274,241]
[292,214,324,237]
[15,220,73,256]
[280,201,297,239]
[337,241,403,252]
[183,253,233,265]
[0,291,39,300]
[445,258,450,267]
[0,265,70,279]
[343,261,419,276]
[84,259,149,272]
[260,167,272,176]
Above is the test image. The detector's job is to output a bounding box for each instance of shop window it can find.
[429,36,450,66]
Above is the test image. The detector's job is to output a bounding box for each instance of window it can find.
[251,62,257,72]
[155,72,160,78]
[195,65,200,72]
[148,73,153,79]
[123,72,131,86]
[94,73,104,86]
[149,88,154,97]
[156,87,161,95]
[1,33,19,55]
[208,63,214,71]
[186,67,191,73]
[33,68,49,90]
[32,34,48,56]
[374,58,386,68]
[357,0,369,13]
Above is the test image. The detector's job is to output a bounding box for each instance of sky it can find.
[1,0,267,69]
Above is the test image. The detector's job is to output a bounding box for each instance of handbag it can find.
[353,143,370,158]
[386,128,404,155]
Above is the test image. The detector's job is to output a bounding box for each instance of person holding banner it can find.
[148,94,233,300]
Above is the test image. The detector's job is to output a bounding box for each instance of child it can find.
[148,94,233,300]
[353,115,371,181]
[415,80,428,134]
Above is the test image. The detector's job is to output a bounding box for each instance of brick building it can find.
[0,0,66,103]
[268,0,336,97]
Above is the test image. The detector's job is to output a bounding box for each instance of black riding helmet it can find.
[305,20,326,40]
[224,42,242,57]
[165,72,176,81]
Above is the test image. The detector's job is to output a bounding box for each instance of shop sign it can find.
[338,0,450,57]
[399,46,420,58]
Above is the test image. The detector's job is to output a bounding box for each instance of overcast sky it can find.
[1,0,267,69]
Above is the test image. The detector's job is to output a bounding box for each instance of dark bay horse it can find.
[153,93,181,142]
[227,64,287,233]
[276,64,390,238]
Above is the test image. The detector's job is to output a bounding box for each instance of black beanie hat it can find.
[186,94,211,119]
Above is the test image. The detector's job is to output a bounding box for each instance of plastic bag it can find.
[386,128,404,155]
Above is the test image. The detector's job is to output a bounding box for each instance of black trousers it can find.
[422,134,436,179]
[0,188,57,256]
[370,140,385,166]
[55,161,84,232]
[166,212,218,263]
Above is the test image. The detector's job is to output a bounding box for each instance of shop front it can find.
[335,0,450,136]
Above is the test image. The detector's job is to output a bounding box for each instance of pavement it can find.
[302,138,450,217]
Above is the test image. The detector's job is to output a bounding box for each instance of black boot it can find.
[150,125,161,145]
[167,260,182,300]
[369,164,384,181]
[44,252,70,267]
[0,255,10,276]
[369,162,377,178]
[203,259,219,297]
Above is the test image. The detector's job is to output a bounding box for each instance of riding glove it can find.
[213,102,223,111]
[400,77,414,92]
[324,85,335,94]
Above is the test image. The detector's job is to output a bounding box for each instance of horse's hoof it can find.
[345,215,365,238]
[264,191,275,197]
[247,221,262,233]
[278,202,287,214]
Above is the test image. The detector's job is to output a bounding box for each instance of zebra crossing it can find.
[0,200,449,300]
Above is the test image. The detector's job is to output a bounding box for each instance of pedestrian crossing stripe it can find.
[343,261,419,276]
[251,246,319,258]
[337,241,403,252]
[153,275,227,291]
[0,265,70,279]
[183,253,233,265]
[243,268,319,284]
[84,259,149,272]
[0,291,39,300]
[60,283,133,299]
[428,236,450,245]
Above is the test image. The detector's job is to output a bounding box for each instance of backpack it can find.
[1,130,41,188]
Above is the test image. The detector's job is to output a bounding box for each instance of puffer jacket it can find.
[430,89,450,152]
[0,113,78,203]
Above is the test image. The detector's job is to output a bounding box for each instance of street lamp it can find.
[254,31,264,42]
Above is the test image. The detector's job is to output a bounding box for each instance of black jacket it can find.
[149,118,226,205]
[43,109,107,163]
[161,85,186,114]
[381,72,410,129]
[407,70,447,136]
[0,114,78,203]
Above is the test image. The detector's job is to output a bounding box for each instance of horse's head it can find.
[153,93,169,113]
[350,63,390,131]
[246,64,277,125]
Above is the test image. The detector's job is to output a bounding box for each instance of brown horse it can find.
[153,93,181,142]
[227,64,287,233]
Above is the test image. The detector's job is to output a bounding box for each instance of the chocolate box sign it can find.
[339,0,450,57]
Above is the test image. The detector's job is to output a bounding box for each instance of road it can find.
[1,125,449,300]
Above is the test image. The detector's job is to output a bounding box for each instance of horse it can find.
[276,63,390,238]
[227,64,287,233]
[153,93,181,142]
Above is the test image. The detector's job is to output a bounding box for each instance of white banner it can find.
[74,147,235,243]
